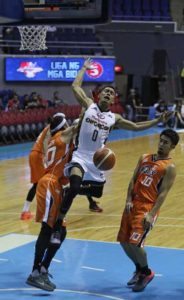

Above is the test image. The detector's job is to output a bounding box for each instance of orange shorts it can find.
[36,173,64,228]
[29,150,45,183]
[117,199,158,247]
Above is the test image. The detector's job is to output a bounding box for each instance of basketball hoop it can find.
[18,25,49,51]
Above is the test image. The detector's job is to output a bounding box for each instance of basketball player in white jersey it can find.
[53,58,172,238]
[72,116,103,212]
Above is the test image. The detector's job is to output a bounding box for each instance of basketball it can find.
[93,148,116,171]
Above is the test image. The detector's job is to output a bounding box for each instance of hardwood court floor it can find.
[0,132,184,249]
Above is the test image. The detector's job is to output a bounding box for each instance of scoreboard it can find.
[23,0,112,24]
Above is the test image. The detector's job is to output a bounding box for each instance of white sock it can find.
[31,269,40,277]
[40,266,47,274]
[22,201,31,212]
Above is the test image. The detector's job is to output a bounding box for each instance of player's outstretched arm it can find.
[72,58,93,109]
[115,111,172,131]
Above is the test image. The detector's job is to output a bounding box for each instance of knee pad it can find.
[93,185,103,198]
[69,175,83,197]
[80,181,104,198]
[88,185,104,198]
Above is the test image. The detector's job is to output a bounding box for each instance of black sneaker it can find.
[88,198,103,213]
[127,271,140,286]
[41,272,56,290]
[26,274,54,292]
[132,271,155,292]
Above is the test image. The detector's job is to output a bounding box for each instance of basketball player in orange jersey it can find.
[52,58,173,239]
[20,114,102,220]
[26,114,76,292]
[117,129,179,292]
[20,113,65,220]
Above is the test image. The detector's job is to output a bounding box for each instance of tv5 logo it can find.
[86,62,103,79]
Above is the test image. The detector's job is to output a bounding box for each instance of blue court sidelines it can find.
[0,234,183,300]
[0,127,165,160]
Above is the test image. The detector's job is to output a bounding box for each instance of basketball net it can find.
[18,25,49,51]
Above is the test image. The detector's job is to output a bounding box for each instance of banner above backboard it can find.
[5,57,115,82]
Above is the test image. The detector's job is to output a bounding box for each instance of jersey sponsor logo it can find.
[140,165,157,176]
[86,117,109,130]
[97,113,105,119]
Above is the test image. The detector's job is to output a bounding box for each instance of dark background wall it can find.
[96,23,184,104]
[98,30,184,81]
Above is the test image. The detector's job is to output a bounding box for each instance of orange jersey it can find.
[36,131,72,227]
[44,131,72,180]
[29,125,50,182]
[133,154,173,203]
[29,151,45,183]
[31,125,49,153]
[36,173,63,227]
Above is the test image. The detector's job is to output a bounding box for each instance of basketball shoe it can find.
[88,197,103,212]
[41,272,56,290]
[132,270,155,292]
[26,273,54,292]
[20,211,34,220]
[40,266,56,289]
[127,271,140,286]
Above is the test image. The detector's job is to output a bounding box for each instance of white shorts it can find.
[64,149,105,183]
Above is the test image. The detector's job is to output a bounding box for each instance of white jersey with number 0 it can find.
[75,103,116,153]
[64,103,116,183]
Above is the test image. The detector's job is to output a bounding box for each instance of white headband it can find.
[53,112,66,118]
[50,118,66,134]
